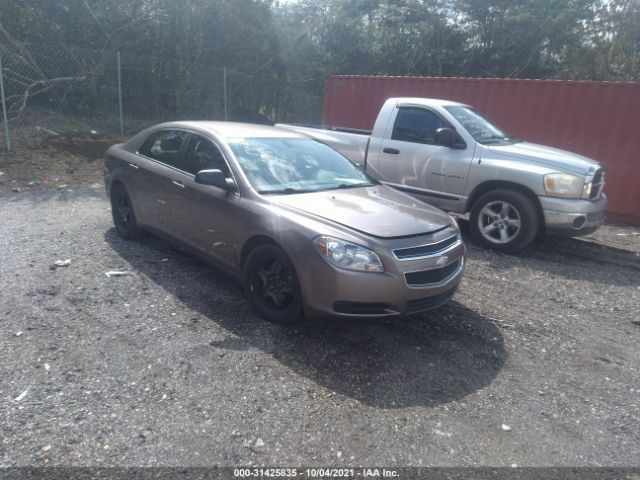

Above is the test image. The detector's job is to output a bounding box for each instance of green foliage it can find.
[0,0,637,125]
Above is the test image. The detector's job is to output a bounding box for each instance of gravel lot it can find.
[1,187,639,467]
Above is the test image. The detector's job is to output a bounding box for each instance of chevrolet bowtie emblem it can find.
[436,255,448,266]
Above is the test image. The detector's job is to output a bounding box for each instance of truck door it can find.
[377,106,473,211]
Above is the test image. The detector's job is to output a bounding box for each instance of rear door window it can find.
[139,130,189,168]
[182,134,231,177]
[391,107,446,145]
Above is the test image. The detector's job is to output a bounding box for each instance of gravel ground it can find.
[1,188,639,468]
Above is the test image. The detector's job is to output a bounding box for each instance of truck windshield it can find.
[228,137,376,194]
[444,106,518,144]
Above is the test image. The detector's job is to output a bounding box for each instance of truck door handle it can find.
[383,147,400,155]
[128,163,140,169]
[172,180,185,189]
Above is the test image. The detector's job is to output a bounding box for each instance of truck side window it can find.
[392,107,445,145]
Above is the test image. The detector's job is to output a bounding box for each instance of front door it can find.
[377,106,473,210]
[168,133,240,269]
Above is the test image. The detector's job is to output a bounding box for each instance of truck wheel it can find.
[243,245,303,325]
[110,183,146,240]
[469,189,539,253]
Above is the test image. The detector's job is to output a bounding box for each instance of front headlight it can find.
[544,173,584,199]
[313,235,384,272]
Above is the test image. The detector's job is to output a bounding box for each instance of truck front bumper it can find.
[540,194,607,236]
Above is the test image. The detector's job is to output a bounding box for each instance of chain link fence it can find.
[0,43,323,151]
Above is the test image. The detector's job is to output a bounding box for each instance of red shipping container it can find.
[323,75,640,225]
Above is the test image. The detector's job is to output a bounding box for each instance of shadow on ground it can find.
[457,219,640,287]
[105,228,506,409]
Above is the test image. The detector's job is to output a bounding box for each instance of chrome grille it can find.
[590,169,605,200]
[393,234,460,260]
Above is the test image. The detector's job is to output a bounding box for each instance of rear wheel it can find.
[110,183,146,240]
[469,189,539,253]
[243,245,303,325]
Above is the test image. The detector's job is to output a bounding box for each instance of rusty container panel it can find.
[322,76,640,224]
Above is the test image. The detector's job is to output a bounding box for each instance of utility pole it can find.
[0,53,11,151]
[117,51,124,134]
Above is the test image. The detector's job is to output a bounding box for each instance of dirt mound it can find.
[43,133,126,160]
[0,128,127,194]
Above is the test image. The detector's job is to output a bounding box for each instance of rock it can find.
[14,388,29,402]
[105,271,132,278]
[501,424,512,432]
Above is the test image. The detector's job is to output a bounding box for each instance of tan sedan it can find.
[104,122,465,324]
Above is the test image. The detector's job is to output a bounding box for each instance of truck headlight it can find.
[544,173,584,199]
[313,236,383,272]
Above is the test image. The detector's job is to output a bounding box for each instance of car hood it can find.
[269,185,452,239]
[487,142,600,175]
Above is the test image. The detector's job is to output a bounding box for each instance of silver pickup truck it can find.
[278,97,607,252]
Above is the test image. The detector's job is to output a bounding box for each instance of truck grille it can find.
[404,258,463,286]
[590,169,605,200]
[393,234,460,260]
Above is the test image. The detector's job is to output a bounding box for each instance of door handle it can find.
[172,180,185,189]
[383,147,400,155]
[128,163,140,169]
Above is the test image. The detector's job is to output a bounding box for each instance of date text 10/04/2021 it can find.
[233,468,400,478]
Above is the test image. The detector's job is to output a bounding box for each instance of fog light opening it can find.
[572,216,586,229]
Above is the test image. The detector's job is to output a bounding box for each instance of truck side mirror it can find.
[435,127,456,147]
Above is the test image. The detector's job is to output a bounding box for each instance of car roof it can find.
[150,121,305,139]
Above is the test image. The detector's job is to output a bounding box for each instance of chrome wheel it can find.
[477,200,521,244]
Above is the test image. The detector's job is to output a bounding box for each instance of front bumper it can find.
[540,194,607,236]
[292,234,465,320]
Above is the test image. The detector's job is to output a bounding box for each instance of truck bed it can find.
[275,123,370,167]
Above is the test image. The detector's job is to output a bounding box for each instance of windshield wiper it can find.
[257,187,316,195]
[477,135,507,142]
[478,134,520,144]
[321,182,374,191]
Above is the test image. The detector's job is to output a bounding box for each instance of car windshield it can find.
[228,137,376,194]
[444,105,519,144]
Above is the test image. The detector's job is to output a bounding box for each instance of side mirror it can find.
[435,127,456,147]
[194,169,235,191]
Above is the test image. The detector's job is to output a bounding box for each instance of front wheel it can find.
[243,245,303,325]
[469,189,540,253]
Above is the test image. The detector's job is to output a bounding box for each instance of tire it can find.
[243,245,303,325]
[110,183,146,240]
[469,189,540,253]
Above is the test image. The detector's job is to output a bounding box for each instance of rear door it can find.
[134,129,190,232]
[377,106,473,210]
